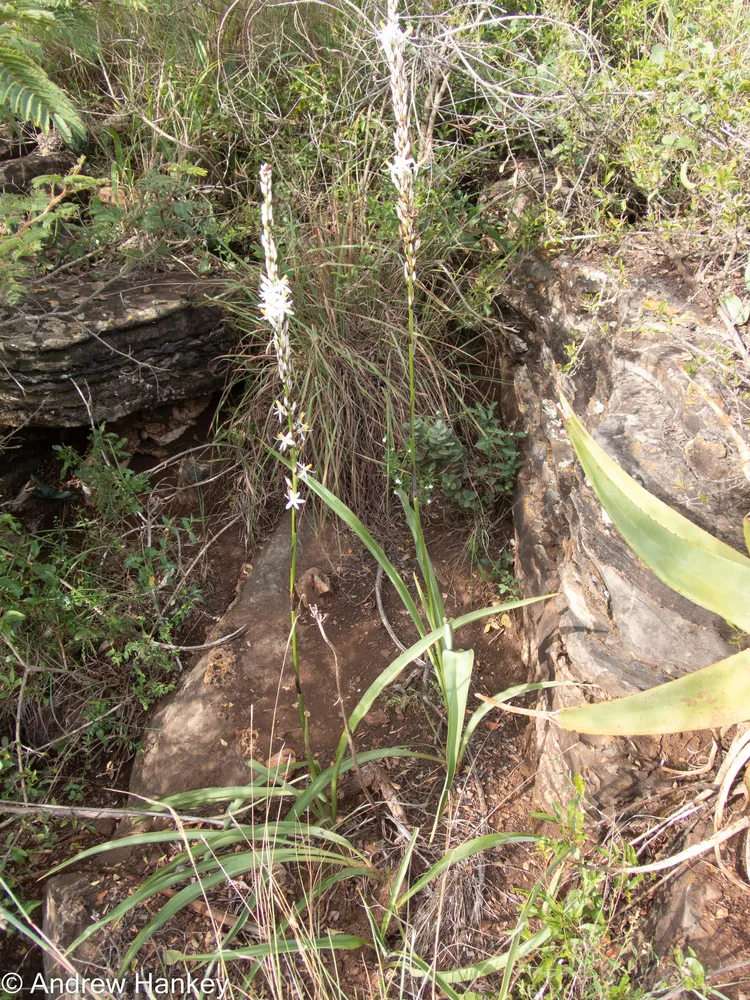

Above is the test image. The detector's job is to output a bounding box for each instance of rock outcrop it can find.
[42,874,105,1000]
[0,278,233,427]
[0,149,77,193]
[503,256,750,811]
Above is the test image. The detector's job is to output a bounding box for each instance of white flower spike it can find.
[259,274,294,328]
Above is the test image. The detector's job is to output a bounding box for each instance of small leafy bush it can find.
[54,425,150,525]
[0,161,218,302]
[0,427,202,800]
[0,161,108,302]
[515,783,646,1000]
[470,541,519,598]
[389,402,523,512]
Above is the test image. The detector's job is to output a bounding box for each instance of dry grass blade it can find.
[610,815,750,875]
[715,724,750,830]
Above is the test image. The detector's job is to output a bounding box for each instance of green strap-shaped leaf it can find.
[433,648,474,832]
[166,933,369,963]
[325,597,554,815]
[396,832,536,909]
[303,474,426,639]
[558,647,750,735]
[560,393,750,631]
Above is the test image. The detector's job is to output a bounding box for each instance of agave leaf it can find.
[558,647,750,735]
[560,393,750,631]
[744,514,750,557]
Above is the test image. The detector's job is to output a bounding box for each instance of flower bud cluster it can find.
[378,0,420,300]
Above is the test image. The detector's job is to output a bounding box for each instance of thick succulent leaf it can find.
[558,647,750,736]
[560,393,750,631]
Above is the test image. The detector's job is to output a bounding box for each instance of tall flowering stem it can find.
[258,164,317,779]
[379,0,421,498]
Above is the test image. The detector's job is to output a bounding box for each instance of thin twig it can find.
[151,623,247,652]
[604,815,750,875]
[166,514,242,607]
[31,703,127,755]
[376,563,427,667]
[0,800,241,828]
[14,664,30,803]
[309,605,377,811]
[476,691,556,720]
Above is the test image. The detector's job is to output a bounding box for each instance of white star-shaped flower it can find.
[276,430,296,453]
[284,478,305,510]
[389,155,418,188]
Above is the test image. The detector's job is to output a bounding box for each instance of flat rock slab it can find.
[130,515,395,799]
[42,873,106,999]
[0,277,233,427]
[129,510,539,803]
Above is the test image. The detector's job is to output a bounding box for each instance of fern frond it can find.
[0,37,86,142]
[0,25,43,57]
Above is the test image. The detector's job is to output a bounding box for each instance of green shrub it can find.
[0,427,202,800]
[388,403,523,512]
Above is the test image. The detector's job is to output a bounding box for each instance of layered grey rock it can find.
[503,257,749,810]
[0,278,231,427]
[42,874,105,999]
